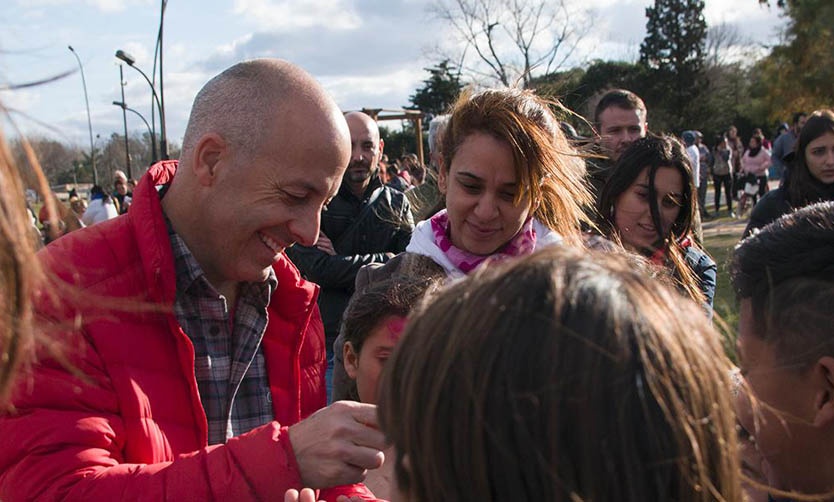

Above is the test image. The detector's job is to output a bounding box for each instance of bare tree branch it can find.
[429,0,593,87]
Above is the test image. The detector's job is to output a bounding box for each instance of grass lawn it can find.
[702,215,746,361]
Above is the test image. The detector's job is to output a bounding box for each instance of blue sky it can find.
[1,0,784,148]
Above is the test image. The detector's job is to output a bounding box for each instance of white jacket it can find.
[82,198,119,226]
[405,217,562,278]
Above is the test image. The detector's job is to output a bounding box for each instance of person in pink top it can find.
[739,133,772,214]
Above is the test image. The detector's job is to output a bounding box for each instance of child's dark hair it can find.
[342,276,441,356]
[341,275,442,401]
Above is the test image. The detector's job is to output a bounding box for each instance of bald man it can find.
[0,60,382,500]
[287,111,413,399]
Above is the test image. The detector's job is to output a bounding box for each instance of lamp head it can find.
[115,50,136,66]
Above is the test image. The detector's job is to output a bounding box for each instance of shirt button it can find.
[209,326,220,336]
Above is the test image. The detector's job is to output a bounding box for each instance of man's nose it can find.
[290,213,321,248]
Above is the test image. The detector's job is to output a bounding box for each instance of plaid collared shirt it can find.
[167,220,277,445]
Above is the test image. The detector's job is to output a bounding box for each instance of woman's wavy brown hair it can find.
[0,112,54,403]
[379,247,740,501]
[439,88,593,247]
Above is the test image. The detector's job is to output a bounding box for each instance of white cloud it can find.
[320,67,425,111]
[232,0,361,31]
[14,0,151,13]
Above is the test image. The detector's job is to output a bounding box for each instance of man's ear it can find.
[378,138,385,158]
[344,341,359,380]
[813,356,834,427]
[192,133,226,187]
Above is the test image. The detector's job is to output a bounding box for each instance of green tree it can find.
[752,0,834,120]
[379,124,423,160]
[639,0,708,131]
[529,61,653,135]
[408,60,464,118]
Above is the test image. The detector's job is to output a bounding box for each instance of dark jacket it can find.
[744,182,834,238]
[286,176,414,343]
[743,188,793,238]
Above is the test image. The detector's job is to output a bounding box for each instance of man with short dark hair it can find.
[588,89,648,197]
[287,111,413,398]
[0,59,382,500]
[732,201,834,496]
[772,111,808,182]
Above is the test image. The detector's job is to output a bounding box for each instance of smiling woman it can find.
[330,87,595,402]
[596,134,717,310]
[406,87,593,276]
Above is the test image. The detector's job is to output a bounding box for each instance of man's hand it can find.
[284,488,321,502]
[284,489,371,502]
[316,232,337,256]
[289,401,386,489]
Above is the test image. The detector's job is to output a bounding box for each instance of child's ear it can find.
[343,342,359,380]
[813,356,834,427]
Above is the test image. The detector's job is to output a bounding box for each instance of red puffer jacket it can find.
[0,161,370,500]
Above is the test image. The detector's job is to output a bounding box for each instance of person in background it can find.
[66,195,87,230]
[406,115,448,221]
[733,201,834,499]
[587,89,649,199]
[112,170,127,213]
[738,133,772,215]
[596,134,717,311]
[744,109,834,237]
[712,135,735,217]
[753,127,772,151]
[113,169,131,214]
[772,112,807,183]
[379,246,741,500]
[728,125,745,200]
[695,131,713,219]
[81,184,119,226]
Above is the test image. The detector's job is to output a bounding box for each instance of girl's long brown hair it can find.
[379,247,740,501]
[0,111,53,403]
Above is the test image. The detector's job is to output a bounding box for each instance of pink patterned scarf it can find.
[430,209,537,273]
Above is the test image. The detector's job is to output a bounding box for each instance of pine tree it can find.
[408,60,464,119]
[639,0,708,130]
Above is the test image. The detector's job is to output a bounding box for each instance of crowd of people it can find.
[1,58,833,501]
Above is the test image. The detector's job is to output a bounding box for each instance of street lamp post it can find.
[118,64,132,178]
[115,49,166,162]
[156,0,168,161]
[113,101,155,169]
[115,0,168,161]
[68,45,98,185]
